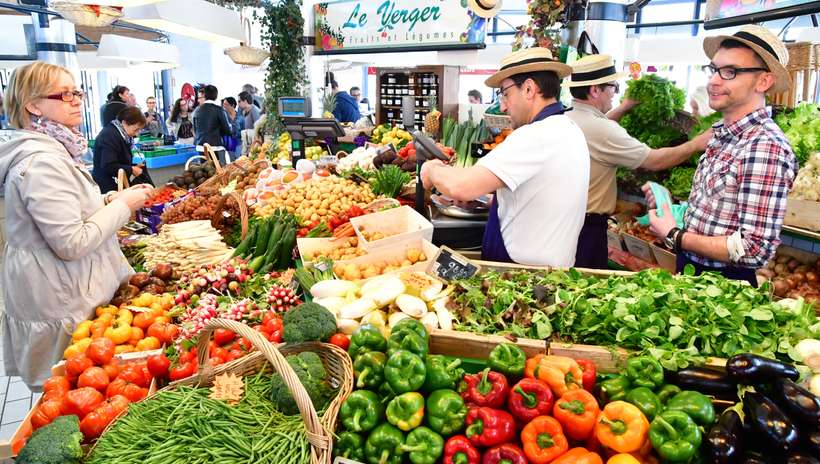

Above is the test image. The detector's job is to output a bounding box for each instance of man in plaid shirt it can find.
[645,25,797,286]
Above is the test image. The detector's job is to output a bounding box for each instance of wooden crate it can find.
[784,198,820,233]
[429,329,547,360]
[470,260,635,278]
[622,234,657,264]
[771,42,820,108]
[547,341,727,374]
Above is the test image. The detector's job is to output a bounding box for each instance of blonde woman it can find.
[0,62,152,390]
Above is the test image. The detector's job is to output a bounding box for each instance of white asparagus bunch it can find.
[144,220,234,273]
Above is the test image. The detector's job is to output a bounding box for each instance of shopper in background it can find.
[222,96,242,160]
[564,54,712,269]
[329,78,361,123]
[238,91,261,132]
[421,47,589,267]
[468,89,483,104]
[242,83,264,110]
[644,25,798,286]
[93,106,154,193]
[143,96,167,137]
[0,62,152,389]
[168,98,195,145]
[193,84,232,163]
[101,85,130,126]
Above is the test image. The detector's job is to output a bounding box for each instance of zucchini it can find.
[252,218,273,258]
[232,222,257,258]
[262,221,286,268]
[277,226,297,270]
[248,255,266,272]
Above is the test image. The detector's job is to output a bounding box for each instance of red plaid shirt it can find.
[684,108,797,269]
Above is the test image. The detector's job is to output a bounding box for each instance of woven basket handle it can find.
[194,319,329,453]
[202,143,224,175]
[117,168,130,192]
[211,191,249,240]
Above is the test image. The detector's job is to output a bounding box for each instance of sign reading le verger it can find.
[314,0,487,53]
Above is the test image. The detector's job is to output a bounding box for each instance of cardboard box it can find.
[351,205,433,251]
[622,234,657,264]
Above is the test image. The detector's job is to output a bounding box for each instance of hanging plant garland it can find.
[512,0,572,54]
[259,0,307,135]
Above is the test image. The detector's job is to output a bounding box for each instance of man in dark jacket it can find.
[193,84,233,162]
[330,80,361,123]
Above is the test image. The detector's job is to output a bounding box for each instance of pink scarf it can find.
[30,117,88,164]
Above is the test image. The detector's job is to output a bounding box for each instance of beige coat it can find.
[0,131,132,389]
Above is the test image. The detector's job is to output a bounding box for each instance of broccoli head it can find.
[271,351,336,415]
[17,415,83,464]
[282,302,337,344]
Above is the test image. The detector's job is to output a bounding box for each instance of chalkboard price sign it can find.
[427,246,481,282]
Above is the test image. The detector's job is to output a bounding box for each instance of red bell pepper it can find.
[465,407,515,448]
[507,378,554,423]
[576,358,597,392]
[481,443,527,464]
[462,368,509,408]
[443,435,480,464]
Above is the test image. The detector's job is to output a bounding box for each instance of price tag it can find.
[427,246,481,282]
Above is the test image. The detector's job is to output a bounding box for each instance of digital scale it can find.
[278,96,345,164]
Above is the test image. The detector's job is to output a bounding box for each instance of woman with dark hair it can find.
[167,98,194,144]
[93,106,154,193]
[101,85,131,126]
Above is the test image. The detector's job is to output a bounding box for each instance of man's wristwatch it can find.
[665,227,681,251]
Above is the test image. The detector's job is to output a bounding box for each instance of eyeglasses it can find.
[702,64,768,80]
[498,82,521,102]
[42,90,85,102]
[601,82,620,94]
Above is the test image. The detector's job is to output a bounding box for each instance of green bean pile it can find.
[86,370,312,464]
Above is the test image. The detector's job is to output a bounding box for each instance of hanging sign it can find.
[314,0,487,54]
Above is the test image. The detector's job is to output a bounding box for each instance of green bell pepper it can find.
[379,381,398,405]
[387,318,429,358]
[400,426,444,464]
[385,350,427,394]
[386,392,425,431]
[339,390,383,433]
[349,323,388,359]
[422,355,464,393]
[334,431,365,461]
[425,389,467,436]
[665,390,716,426]
[649,410,703,462]
[656,384,682,405]
[626,386,663,421]
[354,351,387,389]
[487,343,526,377]
[625,356,665,389]
[595,375,631,404]
[365,423,405,464]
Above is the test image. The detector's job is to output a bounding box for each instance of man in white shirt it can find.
[420,47,589,267]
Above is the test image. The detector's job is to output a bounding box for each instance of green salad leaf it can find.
[774,102,820,166]
[619,74,687,148]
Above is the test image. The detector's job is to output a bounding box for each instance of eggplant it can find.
[727,353,799,384]
[743,453,769,464]
[743,391,800,453]
[667,366,737,395]
[783,453,820,464]
[703,409,744,464]
[804,427,820,457]
[772,377,820,425]
[711,398,740,412]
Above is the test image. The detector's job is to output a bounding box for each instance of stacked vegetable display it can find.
[231,209,298,273]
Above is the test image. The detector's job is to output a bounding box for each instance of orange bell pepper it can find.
[607,454,642,464]
[521,416,569,464]
[553,389,600,441]
[594,401,648,454]
[553,447,603,464]
[525,355,583,397]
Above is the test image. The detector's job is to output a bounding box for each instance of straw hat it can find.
[468,0,503,19]
[485,47,572,88]
[563,54,628,87]
[702,24,790,94]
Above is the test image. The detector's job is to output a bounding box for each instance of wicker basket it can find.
[211,191,250,241]
[92,319,353,464]
[193,144,228,193]
[770,41,820,108]
[51,1,122,28]
[224,45,270,66]
[483,113,513,130]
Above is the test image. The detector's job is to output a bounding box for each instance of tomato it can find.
[128,326,144,346]
[65,354,94,378]
[62,387,104,419]
[106,395,130,416]
[266,331,282,343]
[77,366,110,392]
[168,361,196,381]
[85,338,115,365]
[147,322,178,345]
[329,333,350,351]
[118,365,150,388]
[80,403,116,439]
[43,389,66,405]
[213,328,236,346]
[210,347,230,362]
[136,336,161,351]
[102,361,120,381]
[147,354,171,380]
[263,316,283,334]
[106,379,148,402]
[209,357,225,367]
[43,376,71,394]
[228,349,244,362]
[30,400,63,430]
[178,349,196,363]
[236,338,252,352]
[132,312,157,330]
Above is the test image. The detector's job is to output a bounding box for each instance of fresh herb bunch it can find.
[370,165,411,198]
[620,74,687,148]
[774,102,820,166]
[666,166,696,200]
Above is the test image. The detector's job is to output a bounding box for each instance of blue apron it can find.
[481,102,567,263]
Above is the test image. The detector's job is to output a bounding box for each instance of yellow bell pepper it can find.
[595,401,649,453]
[607,454,642,464]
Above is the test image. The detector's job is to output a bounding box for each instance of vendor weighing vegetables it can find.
[564,54,712,269]
[645,25,797,286]
[420,47,589,267]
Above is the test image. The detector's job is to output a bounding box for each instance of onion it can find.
[786,277,798,290]
[757,268,775,279]
[777,255,790,265]
[806,271,818,284]
[793,272,806,285]
[766,261,777,271]
[788,258,801,271]
[772,279,790,297]
[774,263,788,275]
[796,265,810,274]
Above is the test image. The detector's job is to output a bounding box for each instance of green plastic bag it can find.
[637,182,687,228]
